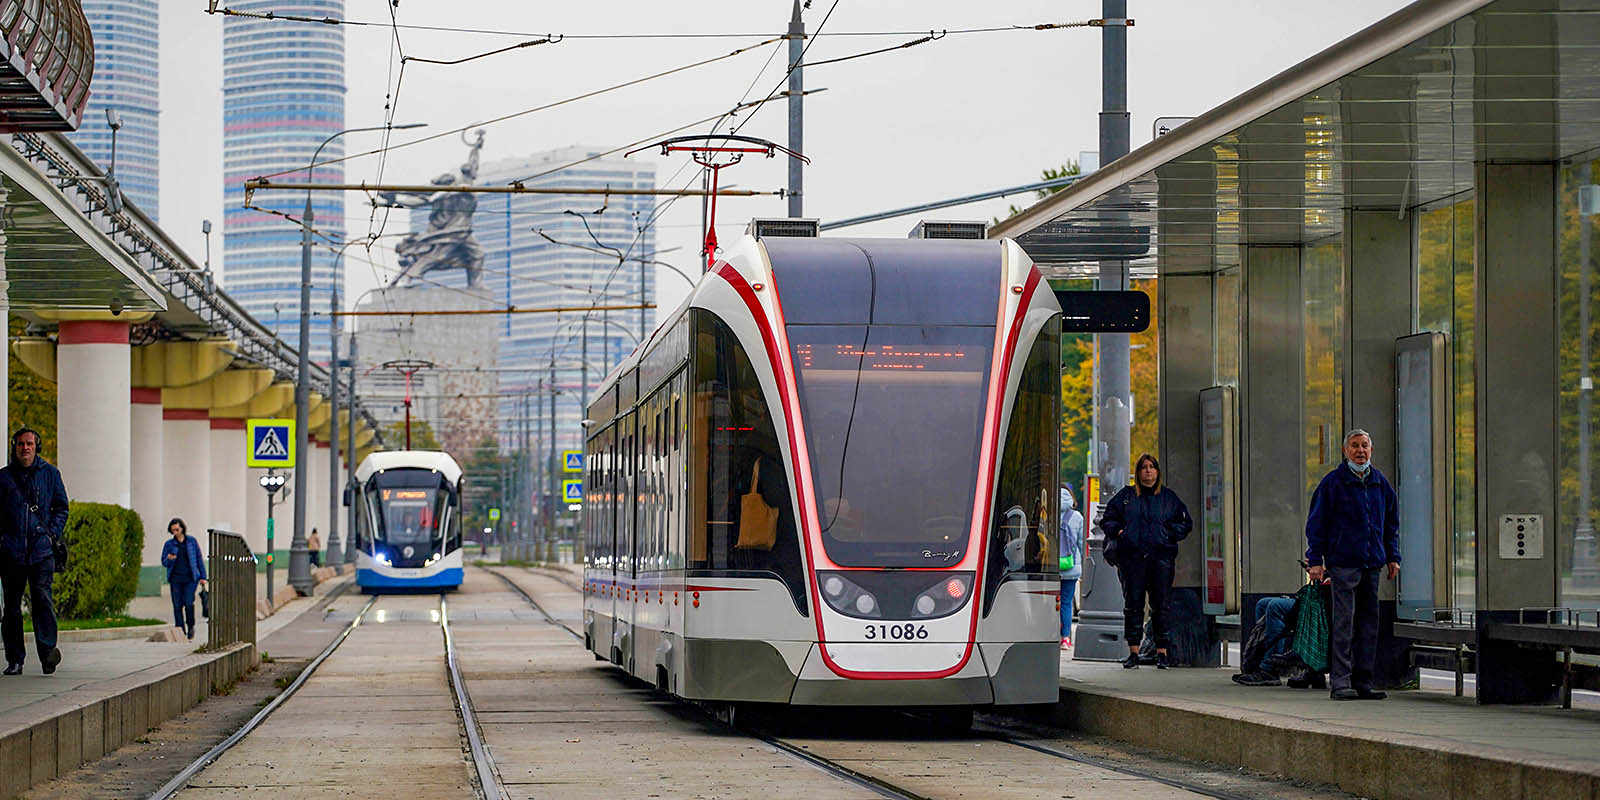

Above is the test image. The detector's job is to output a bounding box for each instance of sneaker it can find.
[1155,652,1172,670]
[1060,637,1072,651]
[1356,688,1387,700]
[1330,687,1360,700]
[2,663,20,676]
[186,625,195,641]
[1231,671,1281,687]
[1121,653,1140,669]
[41,647,60,675]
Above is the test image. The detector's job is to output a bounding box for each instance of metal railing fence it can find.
[207,529,258,651]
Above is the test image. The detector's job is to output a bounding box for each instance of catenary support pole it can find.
[1077,0,1134,662]
[787,0,804,218]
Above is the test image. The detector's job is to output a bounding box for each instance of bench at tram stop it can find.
[1395,608,1600,707]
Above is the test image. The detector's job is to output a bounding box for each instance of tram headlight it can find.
[816,571,881,619]
[910,574,972,619]
[375,551,392,567]
[424,552,441,566]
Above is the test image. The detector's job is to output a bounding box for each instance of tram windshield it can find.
[788,325,993,567]
[364,468,454,563]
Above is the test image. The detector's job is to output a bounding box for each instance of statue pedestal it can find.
[355,285,498,455]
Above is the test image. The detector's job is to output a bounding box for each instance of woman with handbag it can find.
[161,518,207,641]
[1098,454,1193,669]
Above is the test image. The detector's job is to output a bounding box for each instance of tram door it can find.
[1394,333,1450,620]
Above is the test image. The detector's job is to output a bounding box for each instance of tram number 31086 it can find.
[862,623,930,641]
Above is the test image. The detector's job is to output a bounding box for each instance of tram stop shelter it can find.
[992,0,1600,703]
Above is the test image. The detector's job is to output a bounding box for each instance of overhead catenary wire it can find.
[249,36,784,183]
[203,7,1093,41]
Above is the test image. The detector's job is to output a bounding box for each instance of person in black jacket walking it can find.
[0,428,70,675]
[1099,454,1193,669]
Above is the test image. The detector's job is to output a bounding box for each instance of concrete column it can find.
[208,418,247,534]
[162,409,211,537]
[130,388,165,566]
[57,321,131,506]
[309,438,327,552]
[1475,163,1560,612]
[1240,244,1306,597]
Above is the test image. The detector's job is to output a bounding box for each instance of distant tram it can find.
[350,450,465,592]
[582,226,1062,713]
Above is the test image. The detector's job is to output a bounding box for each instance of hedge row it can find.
[53,501,143,619]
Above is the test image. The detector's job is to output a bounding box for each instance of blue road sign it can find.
[246,418,295,468]
[563,450,584,473]
[562,480,583,502]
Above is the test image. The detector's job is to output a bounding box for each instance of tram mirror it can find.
[342,485,352,507]
[1052,290,1150,332]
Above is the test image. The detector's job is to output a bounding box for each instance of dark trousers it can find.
[1329,565,1380,691]
[309,551,321,567]
[1120,556,1174,648]
[2,562,56,665]
[170,580,197,632]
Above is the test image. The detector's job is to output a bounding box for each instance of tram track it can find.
[149,591,505,800]
[493,566,1321,799]
[147,593,380,800]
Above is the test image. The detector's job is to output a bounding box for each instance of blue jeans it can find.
[1060,578,1079,639]
[1254,595,1295,660]
[170,580,197,632]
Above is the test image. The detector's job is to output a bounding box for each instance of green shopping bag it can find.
[1291,582,1332,673]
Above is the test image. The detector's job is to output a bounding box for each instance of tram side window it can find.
[690,310,807,614]
[984,321,1061,615]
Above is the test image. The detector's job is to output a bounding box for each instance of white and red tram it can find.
[582,225,1062,708]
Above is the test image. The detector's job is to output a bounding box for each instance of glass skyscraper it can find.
[221,0,345,361]
[70,0,159,218]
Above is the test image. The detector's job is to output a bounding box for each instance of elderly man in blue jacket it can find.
[1,428,70,675]
[1305,428,1399,700]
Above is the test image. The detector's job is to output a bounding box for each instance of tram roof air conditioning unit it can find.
[747,218,819,239]
[908,220,987,240]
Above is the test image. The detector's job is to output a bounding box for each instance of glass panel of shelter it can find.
[1414,195,1477,613]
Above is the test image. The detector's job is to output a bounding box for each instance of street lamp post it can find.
[325,239,367,567]
[291,123,424,596]
[258,470,287,607]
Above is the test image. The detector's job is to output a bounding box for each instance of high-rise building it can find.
[70,0,159,218]
[391,145,657,456]
[220,0,345,361]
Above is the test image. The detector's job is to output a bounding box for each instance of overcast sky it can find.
[158,0,1408,321]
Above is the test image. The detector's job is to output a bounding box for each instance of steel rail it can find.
[486,567,926,800]
[484,567,580,639]
[148,591,377,800]
[974,718,1257,800]
[440,595,504,800]
[741,729,934,800]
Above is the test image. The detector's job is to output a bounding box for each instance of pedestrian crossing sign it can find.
[562,480,583,502]
[562,450,583,473]
[246,418,295,468]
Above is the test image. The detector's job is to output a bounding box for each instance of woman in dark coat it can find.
[1099,454,1193,669]
[160,518,207,640]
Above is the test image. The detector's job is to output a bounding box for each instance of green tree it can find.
[381,418,442,451]
[8,317,57,462]
[999,161,1081,222]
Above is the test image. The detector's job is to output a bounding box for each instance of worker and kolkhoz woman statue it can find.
[1097,430,1400,698]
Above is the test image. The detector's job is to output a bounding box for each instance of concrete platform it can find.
[0,574,353,798]
[1046,659,1600,800]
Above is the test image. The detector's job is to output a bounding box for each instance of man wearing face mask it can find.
[1305,429,1399,700]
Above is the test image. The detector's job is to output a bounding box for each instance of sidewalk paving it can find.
[1054,658,1600,798]
[1,573,350,719]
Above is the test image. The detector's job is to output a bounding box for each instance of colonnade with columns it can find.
[10,313,377,575]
